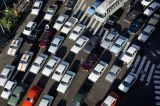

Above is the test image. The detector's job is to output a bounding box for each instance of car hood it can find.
[23,29,31,36]
[100,41,111,49]
[138,34,148,42]
[86,8,95,15]
[57,84,67,94]
[88,72,99,82]
[118,83,128,93]
[1,91,10,99]
[18,63,27,71]
[8,96,19,106]
[121,54,132,64]
[48,46,57,54]
[69,33,79,41]
[44,14,52,21]
[61,27,71,34]
[0,78,7,87]
[53,23,62,30]
[30,65,40,74]
[42,68,53,77]
[110,45,121,54]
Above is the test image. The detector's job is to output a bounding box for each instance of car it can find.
[1,80,17,100]
[101,91,119,106]
[71,36,89,54]
[100,29,119,50]
[61,17,78,34]
[109,36,128,56]
[44,4,57,21]
[39,25,52,48]
[86,0,102,16]
[65,0,78,10]
[88,61,108,83]
[22,85,42,106]
[57,71,75,94]
[31,0,43,15]
[8,83,29,106]
[143,2,160,17]
[7,37,23,56]
[118,72,137,93]
[52,61,70,82]
[42,56,61,77]
[83,36,100,54]
[148,13,160,26]
[127,17,145,35]
[29,53,48,74]
[138,24,155,42]
[26,30,39,44]
[23,21,37,36]
[120,44,140,67]
[53,14,69,30]
[105,65,121,83]
[39,94,54,106]
[17,51,34,72]
[0,64,15,87]
[141,0,154,6]
[69,24,86,41]
[48,35,64,54]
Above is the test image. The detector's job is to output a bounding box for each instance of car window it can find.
[4,88,9,92]
[26,97,33,102]
[55,71,61,75]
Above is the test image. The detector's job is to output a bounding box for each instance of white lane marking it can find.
[80,12,87,22]
[146,64,156,85]
[93,22,102,35]
[135,56,147,75]
[150,50,156,57]
[155,86,160,89]
[155,70,160,74]
[155,96,160,100]
[82,16,89,25]
[156,49,160,55]
[77,4,87,19]
[89,20,97,31]
[87,17,94,28]
[156,102,160,106]
[140,60,151,81]
[154,80,160,84]
[154,75,160,79]
[74,0,84,14]
[155,91,160,94]
[131,55,141,73]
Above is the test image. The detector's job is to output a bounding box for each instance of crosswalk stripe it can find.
[131,55,141,73]
[82,16,89,25]
[80,12,87,22]
[155,96,160,100]
[146,64,155,85]
[74,0,84,14]
[136,56,147,75]
[89,20,97,31]
[87,17,94,28]
[155,70,160,74]
[155,91,160,94]
[155,86,160,89]
[77,4,87,19]
[93,22,102,35]
[97,27,104,36]
[140,60,151,81]
[154,80,160,84]
[154,75,160,79]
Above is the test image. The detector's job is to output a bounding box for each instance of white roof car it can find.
[23,21,37,36]
[148,14,160,26]
[44,4,57,21]
[141,0,153,6]
[57,71,75,94]
[69,24,86,41]
[48,35,64,54]
[52,61,70,82]
[17,51,34,72]
[61,17,78,34]
[88,61,108,83]
[39,94,54,106]
[143,2,160,16]
[0,65,15,87]
[120,44,140,67]
[1,80,17,100]
[105,65,121,83]
[53,14,69,30]
[138,24,155,42]
[29,53,48,74]
[100,29,119,50]
[31,0,43,15]
[7,37,23,56]
[71,36,89,54]
[118,72,137,93]
[109,36,128,56]
[42,56,61,77]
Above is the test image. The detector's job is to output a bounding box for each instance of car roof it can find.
[53,37,61,44]
[56,63,66,73]
[34,1,41,7]
[115,37,125,45]
[47,58,57,67]
[5,81,14,89]
[39,99,49,106]
[125,73,136,83]
[21,53,30,61]
[11,38,20,46]
[27,89,37,98]
[58,15,66,22]
[27,21,35,27]
[35,56,44,64]
[74,25,83,32]
[1,68,11,76]
[13,86,23,96]
[106,32,116,40]
[127,46,137,55]
[76,37,86,45]
[61,73,72,83]
[104,95,116,105]
[110,65,120,73]
[94,63,104,72]
[143,25,154,33]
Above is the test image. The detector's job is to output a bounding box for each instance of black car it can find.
[65,0,78,10]
[26,29,40,45]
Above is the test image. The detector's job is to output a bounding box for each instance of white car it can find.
[52,61,70,82]
[1,80,17,100]
[105,65,121,83]
[61,17,78,34]
[7,37,23,56]
[71,36,89,54]
[118,72,137,93]
[29,53,48,74]
[0,65,15,87]
[44,4,57,21]
[141,0,153,6]
[48,35,64,54]
[42,56,61,77]
[88,61,108,83]
[120,44,140,67]
[69,24,86,41]
[57,71,75,94]
[109,36,128,56]
[31,0,43,15]
[100,29,119,50]
[53,14,69,30]
[138,24,155,42]
[39,94,54,106]
[148,13,160,26]
[23,21,37,36]
[17,51,34,72]
[143,2,160,16]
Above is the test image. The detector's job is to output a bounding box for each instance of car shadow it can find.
[23,72,36,85]
[57,99,67,106]
[36,75,48,88]
[56,46,68,58]
[48,82,59,97]
[69,59,81,73]
[64,51,76,64]
[100,50,112,63]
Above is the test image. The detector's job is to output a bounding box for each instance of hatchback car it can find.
[39,94,54,106]
[7,37,23,56]
[31,0,43,15]
[29,53,48,74]
[23,21,37,36]
[57,71,75,94]
[44,4,57,21]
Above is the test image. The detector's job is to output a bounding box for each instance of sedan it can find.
[65,0,78,10]
[88,61,108,83]
[23,21,37,36]
[44,4,57,21]
[71,36,89,54]
[148,13,160,26]
[39,94,54,106]
[7,37,23,56]
[57,71,75,94]
[48,35,64,54]
[31,0,43,15]
[29,53,48,74]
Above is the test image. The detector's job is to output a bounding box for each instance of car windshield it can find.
[0,75,7,78]
[105,37,111,42]
[126,52,133,57]
[25,27,31,31]
[114,43,121,48]
[4,88,9,92]
[56,20,62,24]
[55,71,61,75]
[148,7,154,11]
[34,62,40,67]
[92,70,100,75]
[90,5,95,10]
[64,24,71,28]
[95,12,106,18]
[142,31,149,36]
[109,71,116,76]
[75,43,82,48]
[12,94,18,98]
[46,10,53,14]
[26,97,33,102]
[10,45,17,49]
[21,60,27,64]
[33,6,39,9]
[46,65,53,69]
[61,81,68,85]
[122,81,130,87]
[52,43,57,47]
[73,30,79,35]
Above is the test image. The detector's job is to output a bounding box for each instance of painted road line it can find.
[82,16,89,25]
[155,86,160,89]
[155,91,160,94]
[93,22,102,35]
[74,0,84,14]
[155,96,160,100]
[140,60,151,81]
[131,55,141,73]
[80,12,87,22]
[89,20,97,31]
[136,56,147,75]
[150,50,156,57]
[146,64,156,85]
[154,75,160,79]
[154,80,160,84]
[156,102,160,106]
[87,17,94,28]
[77,4,87,19]
[97,27,104,36]
[155,70,160,74]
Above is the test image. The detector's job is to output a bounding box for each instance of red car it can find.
[22,85,42,106]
